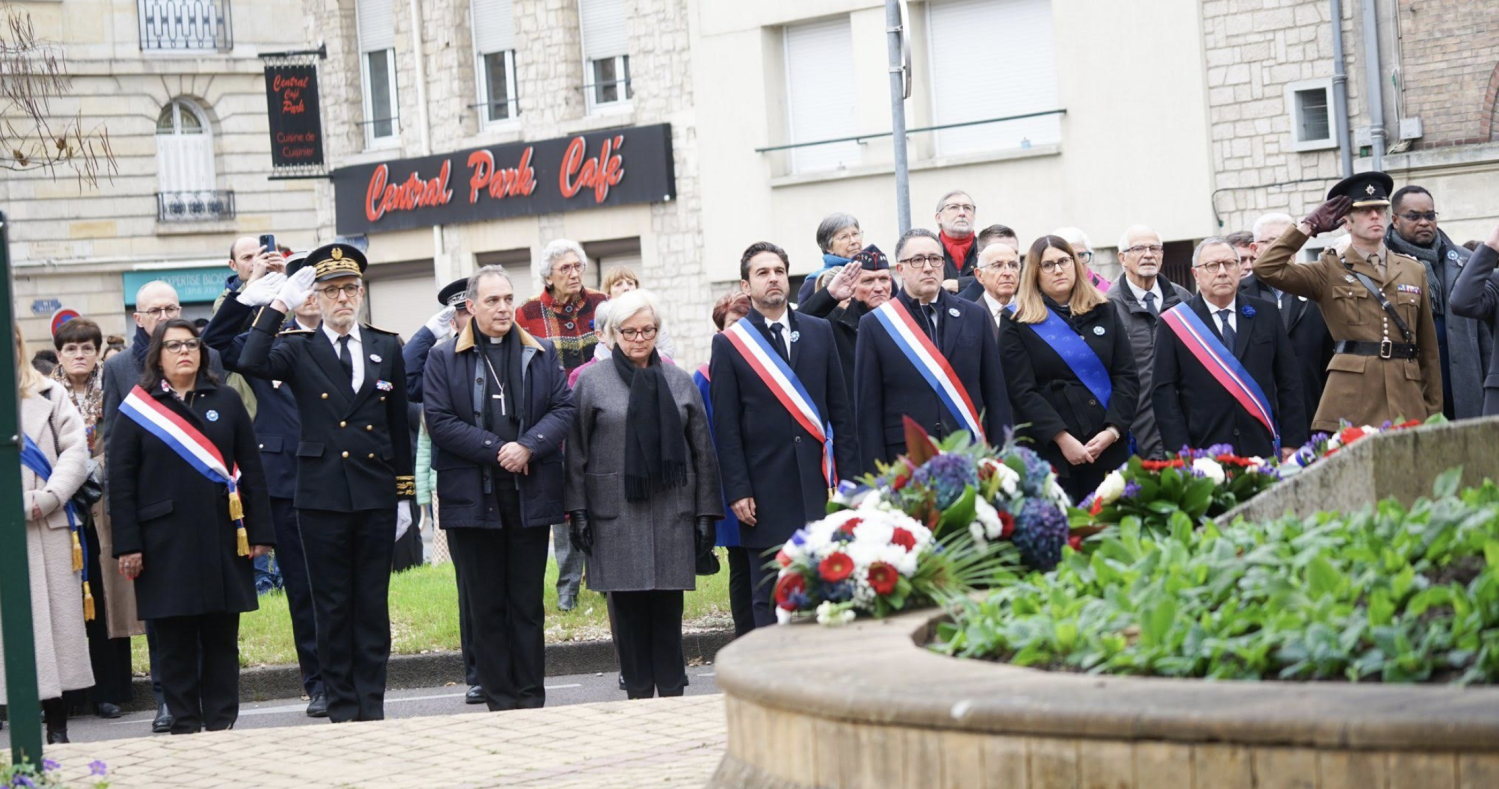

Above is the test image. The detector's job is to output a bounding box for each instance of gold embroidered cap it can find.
[1327,171,1394,209]
[288,243,368,282]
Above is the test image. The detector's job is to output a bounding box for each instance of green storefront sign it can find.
[122,266,228,306]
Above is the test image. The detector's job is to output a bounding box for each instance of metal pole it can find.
[1330,0,1354,177]
[1361,0,1385,171]
[0,211,44,767]
[886,0,911,235]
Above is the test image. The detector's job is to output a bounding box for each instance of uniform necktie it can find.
[1217,309,1237,351]
[1142,291,1158,315]
[923,304,941,345]
[769,323,789,363]
[337,335,354,383]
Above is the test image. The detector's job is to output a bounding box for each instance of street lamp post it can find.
[886,0,912,235]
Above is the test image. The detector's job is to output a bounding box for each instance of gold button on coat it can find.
[339,421,347,428]
[341,451,349,458]
[321,393,329,400]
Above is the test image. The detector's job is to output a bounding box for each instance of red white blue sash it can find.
[1160,304,1279,452]
[723,320,836,486]
[120,385,250,554]
[870,299,986,443]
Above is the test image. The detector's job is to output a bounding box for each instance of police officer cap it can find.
[852,244,890,271]
[1327,171,1395,208]
[289,243,368,282]
[437,277,469,309]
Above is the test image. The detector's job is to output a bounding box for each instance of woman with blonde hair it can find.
[1000,236,1139,502]
[1,325,94,742]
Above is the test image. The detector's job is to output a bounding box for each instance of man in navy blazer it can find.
[711,242,858,627]
[1154,238,1308,460]
[854,228,1012,475]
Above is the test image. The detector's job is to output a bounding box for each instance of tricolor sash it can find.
[723,321,836,485]
[119,385,250,556]
[1006,303,1113,407]
[871,299,986,443]
[19,433,95,620]
[1160,304,1279,452]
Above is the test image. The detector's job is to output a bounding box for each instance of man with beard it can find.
[1106,225,1191,459]
[710,242,858,627]
[1241,212,1335,422]
[855,228,1011,474]
[935,190,980,293]
[797,245,893,401]
[1385,185,1491,419]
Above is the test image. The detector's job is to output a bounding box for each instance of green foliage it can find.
[934,478,1499,684]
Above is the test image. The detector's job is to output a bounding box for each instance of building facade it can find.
[6,0,321,348]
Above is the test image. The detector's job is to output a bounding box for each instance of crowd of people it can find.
[6,167,1499,738]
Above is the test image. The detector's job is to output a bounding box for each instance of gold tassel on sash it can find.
[228,490,244,521]
[82,581,96,621]
[71,530,83,572]
[230,489,249,557]
[236,525,250,557]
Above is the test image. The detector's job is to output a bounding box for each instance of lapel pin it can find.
[369,353,382,363]
[948,307,960,317]
[206,410,219,422]
[1093,326,1106,336]
[789,330,800,343]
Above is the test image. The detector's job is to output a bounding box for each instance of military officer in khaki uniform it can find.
[1254,171,1442,432]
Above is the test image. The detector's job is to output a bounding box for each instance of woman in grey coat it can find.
[566,289,723,699]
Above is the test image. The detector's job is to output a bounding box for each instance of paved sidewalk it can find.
[43,695,726,788]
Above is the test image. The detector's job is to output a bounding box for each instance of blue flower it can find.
[89,761,108,777]
[42,759,60,772]
[13,776,36,789]
[1122,481,1142,499]
[911,453,979,510]
[1241,304,1256,318]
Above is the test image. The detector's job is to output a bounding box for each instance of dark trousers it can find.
[453,549,480,687]
[146,620,165,706]
[725,546,756,637]
[82,518,133,705]
[611,590,687,699]
[297,508,395,723]
[446,492,549,711]
[270,497,323,698]
[153,612,240,734]
[746,553,781,629]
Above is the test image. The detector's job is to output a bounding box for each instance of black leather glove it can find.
[1303,195,1353,236]
[694,516,716,557]
[568,510,593,556]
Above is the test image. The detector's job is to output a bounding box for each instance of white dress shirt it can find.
[981,292,1010,324]
[1208,298,1238,336]
[322,323,365,391]
[763,313,791,357]
[1125,277,1164,310]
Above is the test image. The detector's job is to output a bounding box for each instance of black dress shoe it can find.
[95,702,122,719]
[305,694,329,718]
[152,704,174,734]
[46,728,70,744]
[465,685,484,705]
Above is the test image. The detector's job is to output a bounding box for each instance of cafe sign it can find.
[263,61,325,176]
[330,123,676,235]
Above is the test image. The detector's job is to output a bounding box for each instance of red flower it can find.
[839,517,864,536]
[892,473,910,491]
[1089,498,1103,517]
[774,573,806,610]
[819,552,854,583]
[1068,535,1083,551]
[775,548,793,568]
[891,527,916,552]
[1340,426,1366,446]
[998,510,1015,539]
[867,562,898,595]
[1399,419,1422,428]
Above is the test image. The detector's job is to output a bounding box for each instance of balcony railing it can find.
[138,0,233,52]
[156,191,235,222]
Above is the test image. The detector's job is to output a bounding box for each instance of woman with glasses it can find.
[1001,236,1140,503]
[108,319,274,734]
[565,290,722,699]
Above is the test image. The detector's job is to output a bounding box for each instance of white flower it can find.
[815,601,856,627]
[1191,457,1226,485]
[1044,474,1072,507]
[1095,470,1126,505]
[968,521,988,549]
[983,459,1021,499]
[973,496,1003,541]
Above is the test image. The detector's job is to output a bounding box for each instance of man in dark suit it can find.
[854,228,1012,474]
[1241,212,1334,423]
[711,242,859,627]
[957,224,1019,302]
[1155,238,1308,460]
[201,252,327,718]
[234,243,415,723]
[796,245,892,402]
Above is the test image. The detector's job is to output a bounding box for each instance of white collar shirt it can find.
[1126,278,1164,310]
[1208,298,1238,336]
[321,323,365,391]
[981,292,1010,325]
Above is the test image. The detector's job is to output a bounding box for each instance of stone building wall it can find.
[1394,0,1499,149]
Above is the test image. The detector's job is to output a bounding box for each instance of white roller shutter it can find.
[928,0,1060,156]
[366,273,430,342]
[580,0,628,60]
[356,0,394,53]
[784,17,860,174]
[473,0,515,55]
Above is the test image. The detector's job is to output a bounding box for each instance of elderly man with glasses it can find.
[934,191,981,294]
[1105,225,1192,460]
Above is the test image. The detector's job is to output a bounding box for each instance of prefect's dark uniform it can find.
[235,245,415,723]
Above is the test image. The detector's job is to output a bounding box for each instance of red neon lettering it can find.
[467,146,537,205]
[364,160,453,224]
[559,135,627,204]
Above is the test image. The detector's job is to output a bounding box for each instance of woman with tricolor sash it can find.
[1,325,94,744]
[107,319,274,734]
[1000,236,1140,503]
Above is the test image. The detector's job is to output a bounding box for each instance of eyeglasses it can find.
[1076,250,1094,263]
[162,339,201,353]
[899,255,945,270]
[978,261,1021,272]
[138,305,182,319]
[831,229,862,245]
[1123,244,1164,255]
[940,203,976,214]
[553,263,584,276]
[1399,211,1438,222]
[1193,260,1238,274]
[60,344,98,357]
[316,284,362,300]
[618,327,658,341]
[1038,258,1074,273]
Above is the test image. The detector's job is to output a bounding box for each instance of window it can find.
[356,0,399,146]
[927,0,1061,157]
[1286,78,1336,152]
[783,17,859,174]
[137,0,233,51]
[580,0,631,111]
[155,99,232,222]
[473,0,519,123]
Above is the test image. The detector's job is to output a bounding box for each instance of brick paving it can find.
[43,695,726,788]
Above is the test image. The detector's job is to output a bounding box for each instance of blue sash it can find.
[20,434,91,604]
[1008,304,1112,406]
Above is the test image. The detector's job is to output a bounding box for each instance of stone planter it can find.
[709,610,1499,789]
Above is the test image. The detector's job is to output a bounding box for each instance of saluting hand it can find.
[731,497,757,526]
[824,262,861,302]
[1485,221,1499,254]
[1301,195,1353,237]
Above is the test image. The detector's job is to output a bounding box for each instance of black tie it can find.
[769,323,789,363]
[337,335,354,383]
[923,304,941,346]
[1218,309,1237,352]
[1142,291,1158,316]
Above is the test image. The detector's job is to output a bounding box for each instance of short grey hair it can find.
[1052,226,1092,252]
[1117,224,1161,252]
[534,238,589,289]
[934,189,973,213]
[465,265,512,301]
[815,212,860,253]
[593,299,617,338]
[1252,212,1295,242]
[1192,236,1239,267]
[607,289,663,338]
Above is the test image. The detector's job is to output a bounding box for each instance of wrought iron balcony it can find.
[138,0,233,51]
[156,191,236,222]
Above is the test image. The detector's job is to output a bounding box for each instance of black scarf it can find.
[131,324,151,363]
[1386,226,1465,316]
[612,346,688,502]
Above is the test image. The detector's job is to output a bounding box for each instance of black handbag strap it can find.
[1342,259,1412,341]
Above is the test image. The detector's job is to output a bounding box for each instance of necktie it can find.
[924,304,941,345]
[1218,309,1237,351]
[769,323,789,363]
[1142,291,1158,315]
[337,335,354,383]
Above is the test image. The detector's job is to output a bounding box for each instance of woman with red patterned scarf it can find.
[517,239,609,380]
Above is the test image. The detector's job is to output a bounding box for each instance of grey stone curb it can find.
[120,627,736,712]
